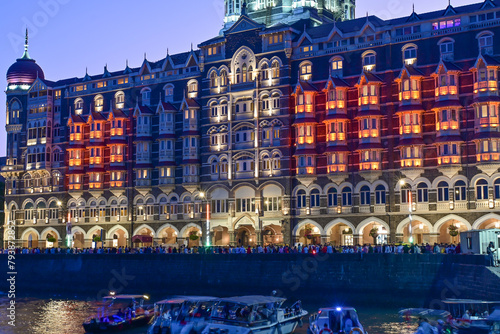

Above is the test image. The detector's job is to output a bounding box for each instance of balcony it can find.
[400,158,423,168]
[229,81,256,92]
[477,153,500,162]
[136,179,152,187]
[358,96,379,106]
[183,175,199,184]
[296,167,315,175]
[297,136,315,145]
[296,104,314,114]
[326,100,346,110]
[400,125,421,135]
[435,86,458,97]
[374,205,386,213]
[358,129,379,139]
[136,153,151,163]
[327,164,347,173]
[327,133,346,141]
[110,154,124,164]
[89,131,104,141]
[438,155,460,165]
[437,120,459,131]
[359,162,380,171]
[399,90,420,101]
[110,181,125,188]
[69,158,83,167]
[479,117,499,128]
[359,206,371,213]
[416,203,429,211]
[474,80,498,93]
[69,133,83,142]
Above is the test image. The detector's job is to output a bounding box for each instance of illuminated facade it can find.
[3,0,500,248]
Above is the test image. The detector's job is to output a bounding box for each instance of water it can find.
[0,297,418,334]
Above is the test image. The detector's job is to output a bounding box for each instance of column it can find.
[353,233,363,245]
[256,230,263,245]
[229,230,236,246]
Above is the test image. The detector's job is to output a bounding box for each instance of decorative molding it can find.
[401,168,424,181]
[477,163,500,176]
[327,172,348,185]
[439,165,462,179]
[360,170,383,183]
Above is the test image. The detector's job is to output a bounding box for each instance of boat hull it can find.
[83,314,153,333]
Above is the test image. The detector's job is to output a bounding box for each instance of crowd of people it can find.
[1,242,463,255]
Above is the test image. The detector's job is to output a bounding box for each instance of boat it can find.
[442,299,500,334]
[83,294,154,333]
[203,295,307,334]
[308,307,366,334]
[148,296,217,334]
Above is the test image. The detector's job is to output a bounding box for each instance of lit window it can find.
[403,46,417,65]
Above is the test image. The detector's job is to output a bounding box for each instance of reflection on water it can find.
[0,297,417,334]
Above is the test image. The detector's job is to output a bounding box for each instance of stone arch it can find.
[355,217,390,235]
[396,215,433,234]
[106,225,129,240]
[292,219,324,237]
[21,227,41,240]
[434,214,472,233]
[472,213,500,230]
[41,227,61,240]
[86,225,105,240]
[354,180,372,193]
[431,175,452,189]
[471,173,491,187]
[155,223,180,238]
[233,214,256,230]
[133,224,155,238]
[292,184,309,196]
[180,223,203,238]
[324,218,355,237]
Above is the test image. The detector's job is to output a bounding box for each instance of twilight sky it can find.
[0,0,474,157]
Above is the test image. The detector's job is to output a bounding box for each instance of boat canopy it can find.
[103,294,148,300]
[217,296,286,306]
[442,299,500,305]
[156,296,217,305]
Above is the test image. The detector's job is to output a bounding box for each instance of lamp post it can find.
[400,180,413,244]
[200,192,210,247]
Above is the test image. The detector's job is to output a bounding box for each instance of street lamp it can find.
[400,180,413,244]
[199,192,210,247]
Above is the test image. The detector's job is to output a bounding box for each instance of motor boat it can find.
[442,299,500,333]
[203,295,307,334]
[83,294,154,333]
[148,296,217,334]
[308,307,366,334]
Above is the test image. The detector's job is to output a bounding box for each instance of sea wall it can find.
[0,254,492,305]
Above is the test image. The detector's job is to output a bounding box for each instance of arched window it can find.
[115,92,125,109]
[210,71,218,88]
[94,95,104,112]
[242,64,248,83]
[495,179,500,199]
[261,63,269,81]
[476,179,489,200]
[478,32,494,55]
[438,38,454,60]
[159,198,168,215]
[299,62,312,81]
[362,51,376,70]
[417,183,428,203]
[169,197,178,215]
[297,190,306,208]
[220,70,228,86]
[360,186,370,205]
[437,181,449,202]
[141,88,151,106]
[375,185,386,205]
[402,45,417,65]
[330,57,343,77]
[24,202,34,221]
[74,98,83,114]
[342,187,352,206]
[327,188,338,207]
[454,180,467,201]
[271,61,280,78]
[164,84,174,102]
[310,189,320,207]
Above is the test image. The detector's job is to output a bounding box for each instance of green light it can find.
[409,236,414,244]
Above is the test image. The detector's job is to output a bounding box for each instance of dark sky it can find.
[0,0,473,156]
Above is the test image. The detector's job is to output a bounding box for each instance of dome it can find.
[6,57,44,85]
[6,29,44,85]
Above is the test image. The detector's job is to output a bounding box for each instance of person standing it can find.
[487,242,497,267]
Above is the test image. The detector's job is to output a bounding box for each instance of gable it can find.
[225,15,264,35]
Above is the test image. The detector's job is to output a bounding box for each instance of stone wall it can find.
[0,254,492,306]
